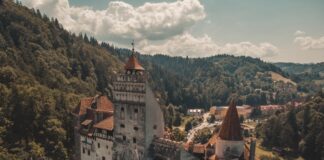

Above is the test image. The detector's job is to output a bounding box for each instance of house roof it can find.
[73,97,93,116]
[218,99,243,141]
[93,116,114,131]
[73,95,114,116]
[124,54,145,71]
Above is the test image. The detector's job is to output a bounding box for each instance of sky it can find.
[20,0,324,63]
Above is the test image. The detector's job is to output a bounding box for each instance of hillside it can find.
[275,62,324,75]
[275,62,324,94]
[269,71,296,85]
[0,1,122,159]
[106,47,297,107]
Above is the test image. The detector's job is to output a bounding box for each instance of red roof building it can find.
[73,95,114,136]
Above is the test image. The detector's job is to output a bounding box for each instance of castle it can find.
[72,42,164,160]
[72,42,255,160]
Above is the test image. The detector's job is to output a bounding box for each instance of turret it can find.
[215,99,244,159]
[124,40,145,73]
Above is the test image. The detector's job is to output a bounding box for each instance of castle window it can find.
[133,137,136,144]
[82,148,85,154]
[98,143,100,148]
[120,124,125,128]
[121,107,125,119]
[153,125,157,130]
[134,126,138,131]
[123,135,126,141]
[102,157,106,160]
[106,145,108,149]
[88,150,90,156]
[134,108,138,119]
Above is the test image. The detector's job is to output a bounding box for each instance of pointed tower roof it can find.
[218,99,243,141]
[124,40,144,71]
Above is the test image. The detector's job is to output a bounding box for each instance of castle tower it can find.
[112,41,164,160]
[215,99,244,160]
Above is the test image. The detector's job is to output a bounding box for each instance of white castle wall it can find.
[80,135,113,160]
[215,137,244,160]
[145,86,165,150]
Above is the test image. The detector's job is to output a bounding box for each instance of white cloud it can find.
[294,30,305,36]
[139,33,279,58]
[21,0,279,58]
[294,31,324,50]
[21,0,206,42]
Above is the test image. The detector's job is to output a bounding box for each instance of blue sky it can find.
[22,0,324,63]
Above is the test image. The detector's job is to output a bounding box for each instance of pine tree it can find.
[287,110,299,151]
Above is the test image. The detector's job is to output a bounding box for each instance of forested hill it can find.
[107,48,295,107]
[275,62,324,94]
[0,1,122,159]
[275,62,324,75]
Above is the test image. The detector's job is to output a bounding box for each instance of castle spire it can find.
[124,40,144,71]
[218,99,243,141]
[131,39,135,55]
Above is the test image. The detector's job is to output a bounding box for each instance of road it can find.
[186,113,222,142]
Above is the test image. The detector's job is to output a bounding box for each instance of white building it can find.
[73,95,114,160]
[187,108,205,116]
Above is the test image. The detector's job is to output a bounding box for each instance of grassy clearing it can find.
[270,71,296,85]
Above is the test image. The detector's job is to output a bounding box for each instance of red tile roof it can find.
[218,99,243,141]
[73,97,93,116]
[124,54,145,71]
[95,95,114,113]
[93,116,114,131]
[73,95,114,115]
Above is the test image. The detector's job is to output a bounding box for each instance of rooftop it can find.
[93,116,114,131]
[73,95,114,116]
[218,99,243,141]
[124,54,145,71]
